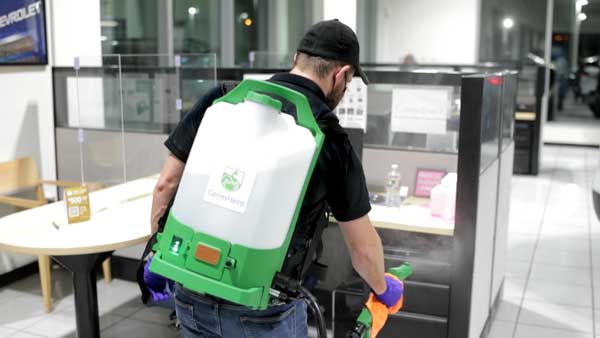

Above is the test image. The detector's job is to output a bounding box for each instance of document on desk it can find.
[390,86,452,135]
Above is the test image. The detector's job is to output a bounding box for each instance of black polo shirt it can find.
[164,73,371,225]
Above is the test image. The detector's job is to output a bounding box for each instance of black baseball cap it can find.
[297,19,369,85]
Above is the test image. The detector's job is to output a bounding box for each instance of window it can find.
[173,0,221,56]
[100,0,160,57]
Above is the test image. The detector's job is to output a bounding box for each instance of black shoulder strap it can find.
[220,81,240,95]
[317,118,347,137]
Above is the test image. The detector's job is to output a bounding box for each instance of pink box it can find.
[414,169,447,197]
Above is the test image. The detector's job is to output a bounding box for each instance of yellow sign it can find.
[64,186,91,224]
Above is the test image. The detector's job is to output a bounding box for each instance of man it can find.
[148,20,402,338]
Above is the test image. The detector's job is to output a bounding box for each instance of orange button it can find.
[195,244,221,265]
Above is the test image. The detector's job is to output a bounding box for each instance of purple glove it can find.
[375,275,404,308]
[143,256,173,302]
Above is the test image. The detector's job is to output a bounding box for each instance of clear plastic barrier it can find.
[179,54,218,116]
[56,53,217,185]
[117,54,217,181]
[64,55,126,188]
[114,54,178,134]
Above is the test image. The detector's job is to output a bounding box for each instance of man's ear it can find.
[333,65,353,85]
[293,53,298,63]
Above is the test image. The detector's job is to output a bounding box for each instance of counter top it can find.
[333,197,455,236]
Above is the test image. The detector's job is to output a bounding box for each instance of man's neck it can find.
[289,68,330,97]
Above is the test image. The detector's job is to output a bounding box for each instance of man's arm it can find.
[338,214,387,294]
[151,154,185,234]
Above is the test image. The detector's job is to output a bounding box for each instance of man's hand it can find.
[151,154,185,234]
[375,274,404,310]
[143,257,173,302]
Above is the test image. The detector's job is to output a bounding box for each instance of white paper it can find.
[334,77,367,131]
[391,86,451,135]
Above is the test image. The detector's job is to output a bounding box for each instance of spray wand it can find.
[347,263,412,338]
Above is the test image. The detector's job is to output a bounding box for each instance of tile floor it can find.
[489,145,600,338]
[544,93,600,146]
[0,267,178,338]
[0,145,598,338]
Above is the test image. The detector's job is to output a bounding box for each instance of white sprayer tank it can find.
[171,91,316,250]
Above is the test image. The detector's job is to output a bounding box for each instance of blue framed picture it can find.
[0,0,47,65]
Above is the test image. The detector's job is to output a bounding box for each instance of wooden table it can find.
[0,176,156,338]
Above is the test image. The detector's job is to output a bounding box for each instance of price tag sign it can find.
[64,186,91,224]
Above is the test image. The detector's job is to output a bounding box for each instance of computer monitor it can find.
[345,128,364,162]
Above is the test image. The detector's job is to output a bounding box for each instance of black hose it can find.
[299,285,327,338]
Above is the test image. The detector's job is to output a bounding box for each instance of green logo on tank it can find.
[221,167,244,192]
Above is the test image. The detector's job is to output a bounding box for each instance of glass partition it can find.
[480,76,502,172]
[59,55,126,188]
[179,53,219,115]
[54,53,217,184]
[115,54,177,133]
[361,71,462,153]
[516,65,538,109]
[501,71,518,150]
[55,54,217,134]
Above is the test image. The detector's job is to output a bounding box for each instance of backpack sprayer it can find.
[149,79,327,334]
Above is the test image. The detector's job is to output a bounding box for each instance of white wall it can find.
[0,2,55,198]
[0,1,56,274]
[469,161,499,338]
[51,0,102,67]
[0,0,102,199]
[0,66,55,185]
[375,0,480,64]
[323,0,357,31]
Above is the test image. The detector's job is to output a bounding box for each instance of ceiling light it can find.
[502,17,514,29]
[100,20,119,28]
[188,7,197,15]
[579,12,587,21]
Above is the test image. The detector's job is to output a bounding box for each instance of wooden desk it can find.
[0,176,156,338]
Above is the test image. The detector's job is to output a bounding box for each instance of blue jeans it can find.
[174,284,308,338]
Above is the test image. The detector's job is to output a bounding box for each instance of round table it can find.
[0,176,156,338]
